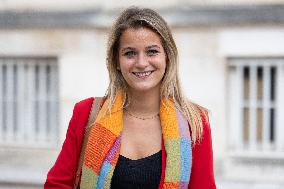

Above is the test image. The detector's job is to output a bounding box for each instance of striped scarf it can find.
[80,90,192,188]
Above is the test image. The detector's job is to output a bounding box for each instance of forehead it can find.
[119,27,162,47]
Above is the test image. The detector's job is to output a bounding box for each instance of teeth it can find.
[133,71,152,77]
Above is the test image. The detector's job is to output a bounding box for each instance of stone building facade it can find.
[0,1,284,188]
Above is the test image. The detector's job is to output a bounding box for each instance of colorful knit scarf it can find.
[80,90,192,188]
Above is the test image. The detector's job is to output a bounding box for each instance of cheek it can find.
[118,56,127,71]
[154,55,167,70]
[118,59,133,76]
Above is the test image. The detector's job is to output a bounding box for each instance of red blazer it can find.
[44,98,216,189]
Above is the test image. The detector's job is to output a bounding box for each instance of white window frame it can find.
[0,57,59,148]
[228,57,284,158]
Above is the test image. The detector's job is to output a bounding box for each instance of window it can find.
[0,57,59,148]
[228,58,284,155]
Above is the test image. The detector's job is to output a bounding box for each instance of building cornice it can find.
[0,4,284,29]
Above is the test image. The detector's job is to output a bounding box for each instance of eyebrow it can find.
[121,47,135,53]
[146,45,161,50]
[121,45,161,53]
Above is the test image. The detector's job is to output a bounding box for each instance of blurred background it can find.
[0,0,284,188]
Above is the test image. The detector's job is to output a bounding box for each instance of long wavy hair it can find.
[105,6,208,144]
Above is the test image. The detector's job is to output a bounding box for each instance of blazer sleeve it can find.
[189,112,217,189]
[44,98,94,189]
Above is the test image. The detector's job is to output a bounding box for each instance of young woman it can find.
[45,7,216,189]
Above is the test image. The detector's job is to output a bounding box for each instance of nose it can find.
[136,53,148,69]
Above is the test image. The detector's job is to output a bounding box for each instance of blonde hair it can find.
[106,6,208,144]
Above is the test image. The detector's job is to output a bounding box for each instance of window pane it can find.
[257,108,263,143]
[270,67,276,101]
[257,67,263,101]
[243,66,249,101]
[0,57,59,148]
[243,107,249,144]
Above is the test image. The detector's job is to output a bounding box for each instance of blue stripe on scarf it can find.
[180,138,192,182]
[97,162,111,188]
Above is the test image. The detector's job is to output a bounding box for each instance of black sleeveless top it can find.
[110,150,162,189]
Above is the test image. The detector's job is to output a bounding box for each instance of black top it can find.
[111,150,162,189]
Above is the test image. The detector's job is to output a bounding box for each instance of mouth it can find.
[132,71,154,78]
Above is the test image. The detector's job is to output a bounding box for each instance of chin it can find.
[128,83,161,93]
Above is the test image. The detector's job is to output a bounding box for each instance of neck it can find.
[126,88,160,116]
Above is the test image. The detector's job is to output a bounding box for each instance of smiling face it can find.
[118,27,167,94]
